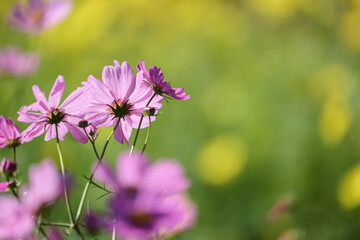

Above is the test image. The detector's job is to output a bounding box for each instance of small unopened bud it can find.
[78,120,89,128]
[1,158,17,175]
[7,180,16,188]
[143,107,156,116]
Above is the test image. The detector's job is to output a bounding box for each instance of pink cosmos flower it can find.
[84,61,163,145]
[136,60,190,100]
[6,0,73,34]
[0,116,37,148]
[0,46,39,77]
[94,151,196,238]
[18,75,92,143]
[0,160,62,239]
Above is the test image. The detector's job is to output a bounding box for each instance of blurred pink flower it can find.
[0,47,39,77]
[0,182,8,192]
[0,196,35,239]
[94,151,196,239]
[0,115,37,148]
[95,151,190,196]
[137,60,190,100]
[21,159,62,212]
[85,60,162,145]
[6,0,73,34]
[18,75,92,143]
[0,160,61,239]
[267,195,293,222]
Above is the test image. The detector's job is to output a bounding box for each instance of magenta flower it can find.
[18,75,92,143]
[0,116,37,148]
[85,60,163,145]
[0,160,61,239]
[94,151,196,238]
[0,46,39,77]
[136,60,190,100]
[94,151,190,196]
[6,0,73,34]
[0,182,8,192]
[109,191,190,239]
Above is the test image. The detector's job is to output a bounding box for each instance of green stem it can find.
[39,227,49,240]
[13,147,19,195]
[75,118,121,223]
[141,116,151,154]
[55,124,74,226]
[129,93,157,156]
[112,223,116,240]
[41,222,72,228]
[13,147,16,162]
[6,175,18,198]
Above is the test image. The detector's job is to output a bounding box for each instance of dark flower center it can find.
[124,186,138,198]
[48,108,65,124]
[129,212,153,228]
[30,9,44,24]
[6,138,21,148]
[107,100,133,119]
[78,120,89,128]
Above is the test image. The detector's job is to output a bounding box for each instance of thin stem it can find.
[84,129,100,159]
[6,175,18,198]
[130,93,157,156]
[112,222,116,240]
[141,116,151,154]
[75,118,121,223]
[13,147,16,162]
[13,147,19,195]
[41,222,72,228]
[55,124,74,225]
[39,227,49,240]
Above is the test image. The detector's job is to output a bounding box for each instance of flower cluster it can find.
[2,0,73,79]
[2,1,194,239]
[18,60,188,145]
[0,58,194,239]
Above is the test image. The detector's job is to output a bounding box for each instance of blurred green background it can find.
[2,0,360,239]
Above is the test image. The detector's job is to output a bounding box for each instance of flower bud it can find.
[1,158,17,175]
[143,107,156,116]
[78,120,89,128]
[7,180,16,188]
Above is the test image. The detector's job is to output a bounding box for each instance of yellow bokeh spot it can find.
[319,100,352,146]
[248,0,303,19]
[196,135,247,186]
[308,64,352,103]
[339,10,360,53]
[38,0,120,53]
[338,163,360,210]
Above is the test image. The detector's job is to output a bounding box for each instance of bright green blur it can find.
[1,0,360,239]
